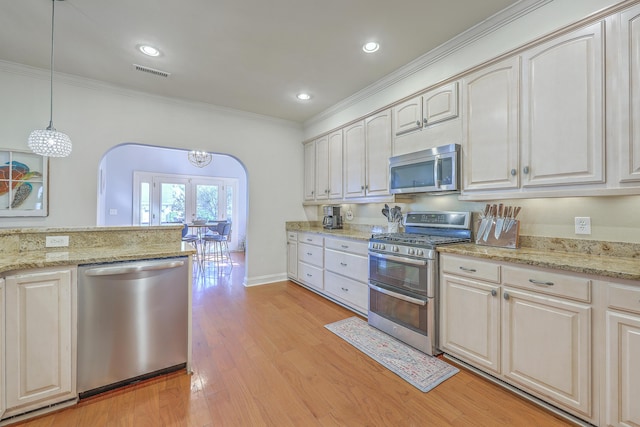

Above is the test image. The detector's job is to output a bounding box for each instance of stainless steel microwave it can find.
[389,144,460,194]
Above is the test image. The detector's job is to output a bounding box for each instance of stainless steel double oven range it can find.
[368,211,471,356]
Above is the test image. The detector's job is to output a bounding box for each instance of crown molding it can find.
[303,0,552,128]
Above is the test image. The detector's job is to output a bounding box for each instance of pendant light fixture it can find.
[188,150,212,168]
[28,0,72,157]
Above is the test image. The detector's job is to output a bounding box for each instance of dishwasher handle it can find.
[83,260,185,277]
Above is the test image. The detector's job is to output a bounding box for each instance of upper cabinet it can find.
[304,131,344,203]
[616,4,640,183]
[303,141,315,201]
[521,21,605,188]
[462,56,520,192]
[344,109,392,200]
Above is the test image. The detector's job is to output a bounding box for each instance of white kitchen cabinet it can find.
[314,130,343,201]
[604,281,640,427]
[344,110,392,199]
[315,135,330,201]
[440,256,501,374]
[520,21,604,188]
[0,278,5,420]
[440,254,593,421]
[303,141,316,201]
[286,231,298,280]
[324,237,368,315]
[4,267,76,418]
[297,233,324,291]
[393,82,459,137]
[462,56,520,192]
[616,4,640,183]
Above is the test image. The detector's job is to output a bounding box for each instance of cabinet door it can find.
[287,240,298,279]
[365,109,392,197]
[605,310,640,427]
[315,135,329,200]
[392,95,422,136]
[5,268,75,414]
[502,287,591,417]
[343,121,366,198]
[0,278,5,420]
[328,130,343,199]
[423,82,458,126]
[303,141,316,201]
[521,22,604,187]
[440,274,501,374]
[462,56,520,191]
[618,5,640,182]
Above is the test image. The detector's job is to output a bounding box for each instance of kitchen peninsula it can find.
[0,225,195,425]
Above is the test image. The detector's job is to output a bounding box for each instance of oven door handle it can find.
[369,283,427,306]
[369,252,427,266]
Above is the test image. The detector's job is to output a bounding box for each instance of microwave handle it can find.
[434,157,441,188]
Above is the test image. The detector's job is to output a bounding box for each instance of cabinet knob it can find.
[416,120,421,127]
[523,166,530,174]
[491,289,497,297]
[511,169,517,176]
[361,186,365,190]
[423,117,428,125]
[503,292,510,300]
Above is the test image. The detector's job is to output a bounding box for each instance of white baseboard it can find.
[243,273,288,287]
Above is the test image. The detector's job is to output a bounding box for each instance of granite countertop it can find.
[438,243,640,282]
[0,226,196,274]
[286,221,640,282]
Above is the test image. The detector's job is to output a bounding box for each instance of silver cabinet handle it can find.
[523,166,530,174]
[459,266,477,273]
[306,273,313,277]
[529,279,554,286]
[491,289,497,297]
[511,169,517,176]
[340,262,347,266]
[307,252,313,256]
[341,245,349,249]
[306,238,313,242]
[341,287,349,292]
[503,292,510,300]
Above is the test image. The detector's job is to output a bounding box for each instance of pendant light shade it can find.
[28,0,72,157]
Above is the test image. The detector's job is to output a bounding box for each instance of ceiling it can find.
[0,0,521,123]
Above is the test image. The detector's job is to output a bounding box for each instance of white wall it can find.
[304,0,640,244]
[0,62,305,285]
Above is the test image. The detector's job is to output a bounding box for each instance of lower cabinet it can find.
[440,254,593,422]
[287,231,368,315]
[604,281,640,427]
[0,278,5,420]
[3,267,77,419]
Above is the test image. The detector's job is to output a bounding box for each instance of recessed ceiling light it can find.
[297,93,311,101]
[139,45,160,57]
[362,42,380,53]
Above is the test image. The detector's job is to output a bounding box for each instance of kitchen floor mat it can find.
[325,317,459,392]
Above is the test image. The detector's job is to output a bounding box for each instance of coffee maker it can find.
[322,205,343,230]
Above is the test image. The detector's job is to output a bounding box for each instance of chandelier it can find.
[28,0,72,157]
[188,150,212,168]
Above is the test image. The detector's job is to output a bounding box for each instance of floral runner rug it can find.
[325,317,459,392]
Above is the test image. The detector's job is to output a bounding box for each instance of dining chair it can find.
[203,221,232,267]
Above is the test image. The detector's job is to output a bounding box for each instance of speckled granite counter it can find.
[438,237,640,282]
[286,221,386,241]
[0,225,195,274]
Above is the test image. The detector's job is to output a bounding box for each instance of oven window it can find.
[369,255,426,295]
[369,289,427,335]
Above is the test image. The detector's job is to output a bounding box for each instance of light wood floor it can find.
[10,253,573,427]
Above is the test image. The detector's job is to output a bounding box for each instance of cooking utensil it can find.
[494,203,504,239]
[506,206,521,231]
[503,206,513,231]
[482,204,495,242]
[477,204,491,240]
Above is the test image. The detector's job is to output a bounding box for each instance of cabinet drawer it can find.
[298,262,323,291]
[298,232,323,246]
[607,282,640,315]
[324,238,368,255]
[325,249,368,282]
[298,243,323,267]
[441,255,500,283]
[287,231,298,241]
[502,265,591,303]
[325,271,368,313]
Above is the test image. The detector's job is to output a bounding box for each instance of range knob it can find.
[392,245,399,252]
[416,249,424,256]
[380,244,386,250]
[408,248,415,255]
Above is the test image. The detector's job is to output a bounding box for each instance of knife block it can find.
[475,218,520,249]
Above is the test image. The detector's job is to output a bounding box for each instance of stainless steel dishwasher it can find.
[77,257,189,398]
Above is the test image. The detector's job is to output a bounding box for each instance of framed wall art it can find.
[0,149,48,217]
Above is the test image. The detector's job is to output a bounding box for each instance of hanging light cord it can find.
[47,0,57,130]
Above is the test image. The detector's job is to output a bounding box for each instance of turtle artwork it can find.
[0,161,43,209]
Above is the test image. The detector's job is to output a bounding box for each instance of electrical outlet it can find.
[46,235,69,247]
[574,217,591,235]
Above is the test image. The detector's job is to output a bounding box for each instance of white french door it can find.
[133,172,236,228]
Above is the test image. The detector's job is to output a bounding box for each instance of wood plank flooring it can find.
[10,253,573,426]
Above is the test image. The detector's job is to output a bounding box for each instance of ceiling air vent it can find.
[133,64,171,78]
